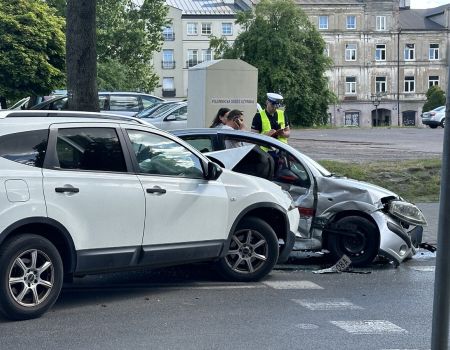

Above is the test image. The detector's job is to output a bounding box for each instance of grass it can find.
[318,158,442,203]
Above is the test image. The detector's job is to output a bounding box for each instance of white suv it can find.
[0,110,299,320]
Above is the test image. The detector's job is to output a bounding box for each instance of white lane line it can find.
[330,320,408,334]
[295,323,320,330]
[263,280,324,289]
[292,298,363,310]
[409,266,435,272]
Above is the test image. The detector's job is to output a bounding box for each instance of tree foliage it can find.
[0,0,65,101]
[423,85,446,112]
[96,0,168,92]
[210,0,335,127]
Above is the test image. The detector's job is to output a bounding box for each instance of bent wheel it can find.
[327,216,379,267]
[0,234,63,320]
[217,217,278,282]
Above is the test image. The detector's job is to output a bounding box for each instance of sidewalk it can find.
[417,202,439,245]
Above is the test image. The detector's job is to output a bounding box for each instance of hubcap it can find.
[8,249,54,307]
[342,232,366,256]
[225,229,268,274]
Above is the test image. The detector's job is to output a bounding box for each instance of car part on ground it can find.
[0,110,299,320]
[171,128,427,268]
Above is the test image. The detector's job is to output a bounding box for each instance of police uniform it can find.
[251,93,290,143]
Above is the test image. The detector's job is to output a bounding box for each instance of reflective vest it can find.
[260,109,288,144]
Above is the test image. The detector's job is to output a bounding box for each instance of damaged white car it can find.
[172,128,427,267]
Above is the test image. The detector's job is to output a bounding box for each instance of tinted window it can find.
[0,130,48,167]
[55,128,127,172]
[127,130,204,178]
[109,96,140,112]
[48,97,68,110]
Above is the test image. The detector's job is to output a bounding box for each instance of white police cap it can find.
[267,93,283,105]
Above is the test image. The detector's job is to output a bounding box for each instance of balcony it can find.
[162,89,176,98]
[162,61,176,69]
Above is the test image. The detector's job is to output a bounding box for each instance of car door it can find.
[123,127,229,264]
[42,123,146,271]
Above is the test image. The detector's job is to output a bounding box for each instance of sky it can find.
[410,0,450,8]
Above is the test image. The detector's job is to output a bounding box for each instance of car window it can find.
[55,128,127,172]
[146,103,179,119]
[180,136,214,153]
[224,136,311,187]
[141,96,160,109]
[166,106,187,121]
[127,130,204,178]
[109,95,140,112]
[98,95,109,110]
[0,130,48,167]
[48,97,68,110]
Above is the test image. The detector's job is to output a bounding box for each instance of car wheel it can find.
[0,234,63,320]
[441,119,446,128]
[327,216,379,267]
[217,217,279,282]
[429,125,438,129]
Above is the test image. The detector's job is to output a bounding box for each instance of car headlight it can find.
[283,190,297,211]
[388,200,427,226]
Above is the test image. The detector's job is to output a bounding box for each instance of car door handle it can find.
[55,187,79,193]
[146,187,166,195]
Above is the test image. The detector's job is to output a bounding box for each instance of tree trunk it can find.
[0,97,6,109]
[66,0,99,111]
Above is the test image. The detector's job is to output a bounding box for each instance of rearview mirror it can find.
[206,162,222,181]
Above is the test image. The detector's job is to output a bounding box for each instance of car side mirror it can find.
[165,115,176,121]
[206,162,222,181]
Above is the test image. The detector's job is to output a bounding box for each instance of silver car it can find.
[172,128,427,267]
[139,101,187,130]
[421,105,445,128]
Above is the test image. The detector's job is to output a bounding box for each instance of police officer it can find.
[251,93,290,143]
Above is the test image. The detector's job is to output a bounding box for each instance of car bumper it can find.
[371,211,423,266]
[422,119,441,126]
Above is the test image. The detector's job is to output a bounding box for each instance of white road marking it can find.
[330,320,408,334]
[295,323,320,330]
[263,280,324,289]
[409,266,435,272]
[292,298,363,310]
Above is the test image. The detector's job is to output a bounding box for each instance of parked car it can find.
[138,101,187,130]
[30,92,163,116]
[421,105,445,128]
[134,100,180,119]
[172,128,427,267]
[0,110,299,320]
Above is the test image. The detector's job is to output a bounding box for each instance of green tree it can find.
[210,0,335,127]
[0,0,65,102]
[423,85,446,112]
[96,0,168,92]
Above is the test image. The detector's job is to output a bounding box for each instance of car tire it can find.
[327,216,379,267]
[441,119,446,128]
[429,125,438,129]
[0,234,63,320]
[217,217,279,282]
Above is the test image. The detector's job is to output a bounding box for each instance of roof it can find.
[166,0,251,15]
[399,8,446,30]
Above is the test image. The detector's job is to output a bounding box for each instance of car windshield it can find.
[139,103,178,119]
[299,153,332,177]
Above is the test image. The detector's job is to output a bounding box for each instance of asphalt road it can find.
[289,127,445,162]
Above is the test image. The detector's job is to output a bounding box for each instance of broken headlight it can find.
[387,200,427,226]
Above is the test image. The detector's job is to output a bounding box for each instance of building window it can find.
[346,16,356,30]
[375,44,386,61]
[187,23,197,35]
[345,77,356,94]
[376,76,387,93]
[162,50,175,69]
[162,78,175,98]
[163,26,175,41]
[429,44,439,60]
[202,49,212,62]
[344,112,360,126]
[404,44,415,60]
[345,44,357,61]
[404,76,415,93]
[222,23,232,36]
[376,16,386,31]
[429,75,440,87]
[319,16,328,29]
[201,23,212,35]
[187,49,198,67]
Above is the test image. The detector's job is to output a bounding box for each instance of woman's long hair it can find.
[210,107,231,128]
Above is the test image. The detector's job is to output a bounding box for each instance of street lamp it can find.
[371,93,382,127]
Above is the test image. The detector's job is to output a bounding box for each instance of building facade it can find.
[154,0,450,127]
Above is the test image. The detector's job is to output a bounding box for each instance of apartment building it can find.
[154,0,450,127]
[152,0,253,99]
